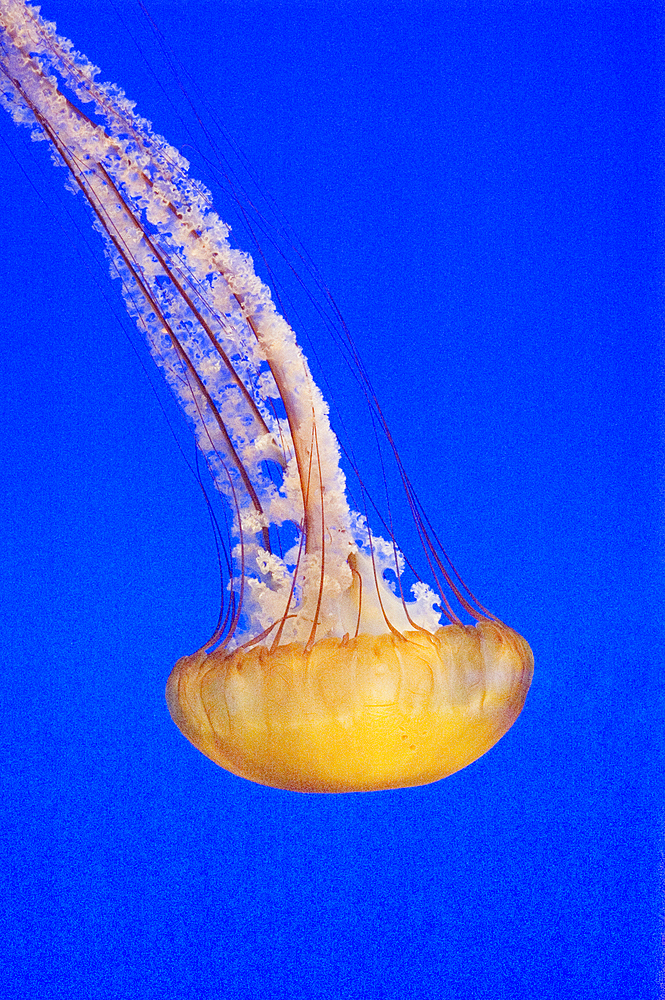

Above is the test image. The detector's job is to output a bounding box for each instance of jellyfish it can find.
[0,0,533,792]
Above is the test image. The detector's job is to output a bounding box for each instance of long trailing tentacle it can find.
[0,0,489,652]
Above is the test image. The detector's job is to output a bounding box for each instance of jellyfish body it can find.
[0,0,533,792]
[168,621,532,792]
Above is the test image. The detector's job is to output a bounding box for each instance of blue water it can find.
[0,2,661,997]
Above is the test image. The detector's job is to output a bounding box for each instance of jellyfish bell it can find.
[168,621,533,793]
[0,0,533,793]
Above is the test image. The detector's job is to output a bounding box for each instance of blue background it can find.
[0,1,661,997]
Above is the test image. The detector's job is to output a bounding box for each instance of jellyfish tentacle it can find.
[0,28,274,523]
[304,420,327,652]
